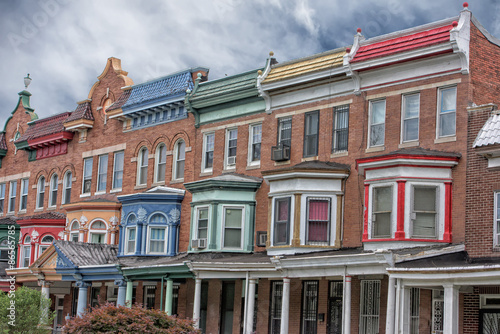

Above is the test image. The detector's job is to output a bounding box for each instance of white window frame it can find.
[369,183,395,239]
[125,226,137,255]
[36,177,45,209]
[8,181,17,214]
[62,171,72,205]
[194,206,209,241]
[39,235,54,256]
[70,220,80,242]
[410,184,439,239]
[22,244,31,268]
[0,183,5,214]
[154,143,167,183]
[88,220,107,244]
[137,147,149,186]
[112,151,124,190]
[82,157,93,195]
[401,93,420,143]
[436,86,457,138]
[19,178,29,212]
[172,139,186,181]
[221,205,244,250]
[272,196,292,246]
[368,99,386,148]
[147,214,168,255]
[248,123,262,166]
[202,132,215,173]
[49,174,58,207]
[359,280,381,333]
[225,128,238,170]
[97,155,108,193]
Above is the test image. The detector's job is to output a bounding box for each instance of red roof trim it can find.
[17,219,66,227]
[357,154,460,165]
[27,131,74,148]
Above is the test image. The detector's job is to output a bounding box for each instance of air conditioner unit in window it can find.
[271,144,290,161]
[227,156,236,166]
[256,231,267,247]
[191,238,207,249]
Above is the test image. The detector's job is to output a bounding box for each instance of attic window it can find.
[102,98,113,113]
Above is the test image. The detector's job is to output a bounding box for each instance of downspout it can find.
[160,274,169,311]
[342,266,346,333]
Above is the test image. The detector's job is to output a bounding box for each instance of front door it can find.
[327,281,343,334]
[220,281,235,334]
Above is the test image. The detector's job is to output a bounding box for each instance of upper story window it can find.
[372,185,393,238]
[202,133,215,173]
[137,147,149,186]
[303,111,319,158]
[278,117,292,148]
[248,124,261,165]
[411,186,438,238]
[402,93,420,142]
[437,86,457,138]
[39,235,54,255]
[70,221,79,242]
[49,174,58,207]
[82,157,93,194]
[36,177,45,209]
[368,100,386,147]
[97,155,108,192]
[113,151,124,190]
[62,171,72,205]
[148,214,167,254]
[155,144,167,183]
[0,183,5,214]
[274,197,291,246]
[0,239,9,262]
[22,235,31,267]
[8,181,17,213]
[19,178,29,211]
[89,220,107,244]
[306,198,331,246]
[125,214,137,255]
[195,207,209,241]
[225,128,238,169]
[222,206,244,249]
[332,105,349,153]
[173,140,185,180]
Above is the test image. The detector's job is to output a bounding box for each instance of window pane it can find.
[374,187,392,211]
[371,101,386,124]
[373,187,392,238]
[224,229,241,248]
[404,94,420,119]
[414,187,436,211]
[440,112,456,137]
[404,118,419,142]
[84,158,93,178]
[225,208,242,228]
[279,118,292,147]
[441,88,456,112]
[113,152,124,189]
[370,124,385,146]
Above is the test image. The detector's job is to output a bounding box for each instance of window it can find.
[248,124,262,165]
[137,147,149,186]
[173,140,185,180]
[411,186,438,238]
[225,128,237,169]
[62,171,72,204]
[155,144,167,183]
[70,221,79,242]
[82,158,93,194]
[8,181,17,213]
[36,177,45,209]
[332,105,349,153]
[39,235,54,255]
[301,281,319,334]
[203,133,215,172]
[369,100,386,147]
[0,239,8,262]
[97,155,108,192]
[359,280,380,334]
[432,289,444,333]
[126,227,136,254]
[148,214,167,254]
[223,207,243,249]
[303,111,319,157]
[112,151,124,190]
[270,281,283,334]
[277,117,292,148]
[22,236,31,267]
[196,207,209,240]
[495,192,500,247]
[306,198,330,245]
[437,86,457,137]
[144,285,156,309]
[49,174,58,207]
[402,93,420,142]
[273,197,291,246]
[19,178,28,211]
[410,288,420,334]
[372,186,392,238]
[89,221,107,244]
[0,183,5,213]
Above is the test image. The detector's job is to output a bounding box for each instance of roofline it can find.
[471,15,500,47]
[121,67,209,90]
[266,46,347,69]
[194,67,263,87]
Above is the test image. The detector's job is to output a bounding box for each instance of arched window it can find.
[89,220,107,244]
[137,147,149,186]
[49,174,58,207]
[148,214,167,254]
[62,171,72,205]
[173,140,186,180]
[39,235,54,255]
[22,235,31,267]
[155,144,167,183]
[36,176,45,209]
[125,214,138,254]
[70,221,79,242]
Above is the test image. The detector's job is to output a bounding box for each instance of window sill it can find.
[365,146,385,153]
[110,188,122,193]
[246,164,260,171]
[95,191,106,196]
[399,141,419,148]
[170,179,184,184]
[222,168,236,174]
[434,136,456,144]
[274,160,291,167]
[199,171,213,177]
[34,208,44,212]
[134,185,147,190]
[17,210,26,214]
[152,181,165,186]
[331,151,348,158]
[6,212,16,216]
[47,207,56,211]
[301,156,318,162]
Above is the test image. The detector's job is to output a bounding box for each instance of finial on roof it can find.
[24,73,32,89]
[258,70,263,75]
[452,21,458,28]
[356,28,362,34]
[346,47,351,53]
[463,2,468,8]
[269,51,274,57]
[197,73,202,78]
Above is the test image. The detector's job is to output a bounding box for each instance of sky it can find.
[0,0,499,123]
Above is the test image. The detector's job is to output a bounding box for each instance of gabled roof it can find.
[54,240,118,267]
[263,49,346,84]
[65,101,94,123]
[352,24,453,63]
[473,112,500,148]
[16,112,71,142]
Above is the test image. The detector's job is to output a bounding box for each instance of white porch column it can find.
[165,279,174,315]
[444,284,459,334]
[76,281,91,316]
[399,286,410,333]
[245,278,257,334]
[193,278,202,329]
[385,276,396,334]
[115,280,127,307]
[280,278,290,334]
[344,276,351,334]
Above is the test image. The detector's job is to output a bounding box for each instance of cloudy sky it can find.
[0,0,499,122]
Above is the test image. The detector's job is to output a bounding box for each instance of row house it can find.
[2,3,500,334]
